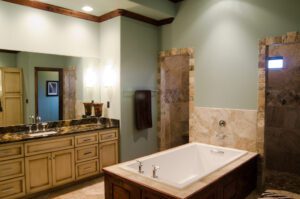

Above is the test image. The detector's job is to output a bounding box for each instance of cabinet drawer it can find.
[75,145,98,163]
[0,177,25,199]
[0,144,24,161]
[0,159,24,181]
[76,159,99,180]
[75,133,98,147]
[25,137,74,156]
[99,129,118,142]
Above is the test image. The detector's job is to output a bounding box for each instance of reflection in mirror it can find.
[0,49,102,127]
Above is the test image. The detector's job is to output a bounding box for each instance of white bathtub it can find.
[119,142,247,189]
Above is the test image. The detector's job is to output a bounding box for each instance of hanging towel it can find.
[134,90,152,130]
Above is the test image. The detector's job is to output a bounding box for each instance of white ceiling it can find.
[39,0,173,20]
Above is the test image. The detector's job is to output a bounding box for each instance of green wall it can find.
[120,17,159,161]
[0,52,17,67]
[161,0,300,110]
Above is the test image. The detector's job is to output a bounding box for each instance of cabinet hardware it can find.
[1,187,14,193]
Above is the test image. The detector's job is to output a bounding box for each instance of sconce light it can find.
[103,66,116,88]
[84,68,97,88]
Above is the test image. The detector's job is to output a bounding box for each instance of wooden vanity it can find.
[0,127,119,199]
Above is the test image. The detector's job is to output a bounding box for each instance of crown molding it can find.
[3,0,174,26]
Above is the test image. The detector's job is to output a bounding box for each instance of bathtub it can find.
[119,142,247,189]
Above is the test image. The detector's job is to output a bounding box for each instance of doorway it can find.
[257,31,300,193]
[158,48,195,151]
[35,67,63,122]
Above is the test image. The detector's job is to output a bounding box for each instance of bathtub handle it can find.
[210,149,225,154]
[136,160,144,174]
[152,165,160,178]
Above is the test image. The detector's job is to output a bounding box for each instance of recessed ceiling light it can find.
[82,6,93,12]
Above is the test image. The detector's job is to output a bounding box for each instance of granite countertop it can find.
[0,118,119,144]
[103,152,258,199]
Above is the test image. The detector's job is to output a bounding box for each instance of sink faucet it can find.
[136,160,144,174]
[27,115,35,133]
[152,165,159,178]
[35,116,42,132]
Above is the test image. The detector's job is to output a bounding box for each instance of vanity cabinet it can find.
[25,153,52,193]
[0,143,25,199]
[0,127,119,199]
[100,140,119,172]
[0,67,23,127]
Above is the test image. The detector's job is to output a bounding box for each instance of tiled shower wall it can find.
[266,43,300,175]
[189,107,257,152]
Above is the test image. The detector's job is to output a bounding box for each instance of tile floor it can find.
[34,177,105,199]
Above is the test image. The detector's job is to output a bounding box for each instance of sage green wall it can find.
[120,17,159,161]
[0,52,17,67]
[161,0,300,110]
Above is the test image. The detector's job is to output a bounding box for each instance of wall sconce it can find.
[84,68,97,88]
[103,66,116,88]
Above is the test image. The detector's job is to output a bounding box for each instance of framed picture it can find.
[46,81,59,96]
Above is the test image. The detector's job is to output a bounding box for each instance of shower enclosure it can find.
[265,42,300,193]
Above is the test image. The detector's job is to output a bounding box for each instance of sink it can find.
[28,131,57,137]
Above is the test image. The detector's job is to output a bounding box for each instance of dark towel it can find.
[134,90,152,130]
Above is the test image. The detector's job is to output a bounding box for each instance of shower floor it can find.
[266,170,300,195]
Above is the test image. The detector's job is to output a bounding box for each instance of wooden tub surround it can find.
[0,126,119,199]
[104,152,258,199]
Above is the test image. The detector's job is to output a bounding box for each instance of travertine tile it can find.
[189,107,257,152]
[34,178,105,199]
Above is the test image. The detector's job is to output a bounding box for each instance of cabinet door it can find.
[99,140,118,172]
[52,149,75,187]
[25,153,52,194]
[2,68,22,94]
[3,95,23,126]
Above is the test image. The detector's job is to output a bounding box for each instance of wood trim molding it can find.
[0,49,20,54]
[168,0,184,3]
[3,0,100,22]
[2,0,174,26]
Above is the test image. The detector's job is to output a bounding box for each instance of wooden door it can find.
[52,149,75,187]
[3,95,23,125]
[25,153,52,194]
[1,67,23,126]
[99,140,118,172]
[2,68,22,94]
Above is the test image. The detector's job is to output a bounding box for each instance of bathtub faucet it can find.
[136,160,144,174]
[152,165,160,178]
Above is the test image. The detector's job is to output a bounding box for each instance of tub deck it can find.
[103,148,258,199]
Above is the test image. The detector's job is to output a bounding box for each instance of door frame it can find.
[34,67,63,120]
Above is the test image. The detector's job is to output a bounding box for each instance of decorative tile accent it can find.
[189,107,257,152]
[63,67,77,120]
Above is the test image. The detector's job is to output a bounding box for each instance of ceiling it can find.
[39,0,174,20]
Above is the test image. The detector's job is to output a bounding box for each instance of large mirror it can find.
[0,49,102,127]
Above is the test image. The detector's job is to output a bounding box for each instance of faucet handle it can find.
[42,122,48,131]
[136,160,143,166]
[136,160,144,174]
[152,165,160,178]
[29,115,35,124]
